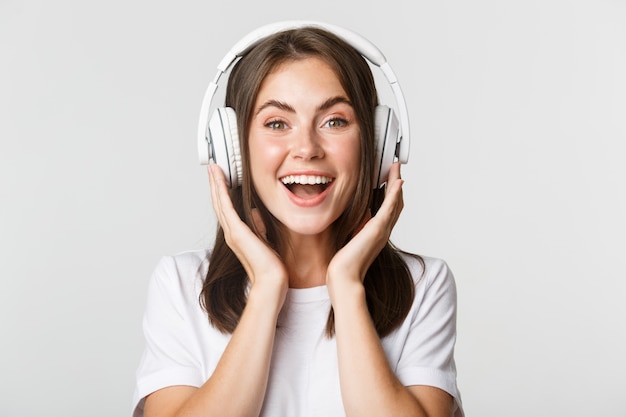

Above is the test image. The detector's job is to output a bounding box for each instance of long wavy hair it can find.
[200,26,421,337]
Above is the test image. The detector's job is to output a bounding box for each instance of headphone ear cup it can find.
[374,105,400,188]
[208,107,243,188]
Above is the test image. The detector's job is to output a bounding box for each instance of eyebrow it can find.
[255,99,295,115]
[254,96,353,116]
[318,96,353,112]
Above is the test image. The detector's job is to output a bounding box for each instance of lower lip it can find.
[283,181,334,207]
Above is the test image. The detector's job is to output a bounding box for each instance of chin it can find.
[280,216,335,237]
[285,224,330,236]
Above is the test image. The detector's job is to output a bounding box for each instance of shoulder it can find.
[147,249,211,305]
[399,252,456,289]
[156,248,211,272]
[399,252,458,313]
[152,249,211,279]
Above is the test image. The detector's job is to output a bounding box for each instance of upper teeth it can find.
[280,175,333,185]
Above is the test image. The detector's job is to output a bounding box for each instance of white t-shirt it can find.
[132,250,464,417]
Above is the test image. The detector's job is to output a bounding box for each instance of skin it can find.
[144,57,454,417]
[248,57,362,288]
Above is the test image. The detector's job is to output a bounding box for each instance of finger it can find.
[388,161,402,181]
[208,164,225,225]
[373,174,404,229]
[385,162,402,197]
[208,164,237,232]
[386,162,404,214]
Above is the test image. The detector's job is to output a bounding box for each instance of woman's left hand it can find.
[326,162,404,291]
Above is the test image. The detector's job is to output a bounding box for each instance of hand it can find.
[208,164,288,299]
[326,163,404,290]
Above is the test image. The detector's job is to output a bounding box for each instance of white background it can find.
[2,0,625,416]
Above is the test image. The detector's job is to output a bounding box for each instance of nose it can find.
[291,127,324,160]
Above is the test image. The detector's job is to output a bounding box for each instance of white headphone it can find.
[197,20,410,188]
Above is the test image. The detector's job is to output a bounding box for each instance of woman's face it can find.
[248,56,361,238]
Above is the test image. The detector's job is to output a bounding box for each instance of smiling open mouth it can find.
[280,175,334,198]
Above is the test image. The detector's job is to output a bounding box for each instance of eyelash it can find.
[325,118,348,128]
[264,117,349,130]
[265,119,286,130]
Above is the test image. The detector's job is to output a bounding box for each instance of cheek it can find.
[249,139,281,172]
[332,138,362,174]
[248,140,287,199]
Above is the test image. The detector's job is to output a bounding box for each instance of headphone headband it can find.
[198,21,410,171]
[220,21,387,70]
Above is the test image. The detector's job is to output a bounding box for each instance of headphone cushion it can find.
[209,107,243,188]
[374,105,400,187]
[223,108,243,188]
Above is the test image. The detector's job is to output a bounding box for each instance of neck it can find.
[281,230,334,289]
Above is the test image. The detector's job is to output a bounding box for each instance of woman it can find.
[133,23,464,417]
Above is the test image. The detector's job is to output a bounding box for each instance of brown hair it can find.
[200,26,421,337]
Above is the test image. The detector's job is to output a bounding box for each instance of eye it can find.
[265,119,287,130]
[325,118,348,129]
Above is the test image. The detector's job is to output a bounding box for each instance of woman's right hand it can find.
[208,164,288,301]
[145,164,288,417]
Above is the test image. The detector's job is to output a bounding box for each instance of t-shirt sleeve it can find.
[132,256,205,417]
[395,257,464,416]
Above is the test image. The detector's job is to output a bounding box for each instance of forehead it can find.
[257,57,346,99]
